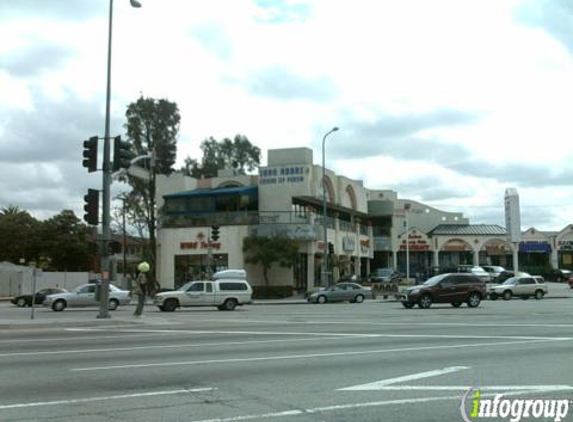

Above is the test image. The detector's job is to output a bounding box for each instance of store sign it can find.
[400,231,430,251]
[342,237,355,251]
[360,239,370,253]
[180,242,221,250]
[259,166,308,185]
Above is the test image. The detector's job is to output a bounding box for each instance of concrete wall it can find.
[0,271,89,297]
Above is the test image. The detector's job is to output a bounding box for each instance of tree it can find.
[0,206,41,264]
[40,210,96,271]
[181,134,261,178]
[124,96,181,286]
[242,235,299,297]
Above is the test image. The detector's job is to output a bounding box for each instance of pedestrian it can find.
[133,261,150,316]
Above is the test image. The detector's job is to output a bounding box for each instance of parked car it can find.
[488,276,548,300]
[497,270,531,284]
[457,265,491,283]
[396,273,486,309]
[568,275,573,289]
[43,283,131,311]
[481,266,505,282]
[307,282,374,304]
[153,269,252,311]
[369,268,401,283]
[554,269,572,282]
[11,287,67,307]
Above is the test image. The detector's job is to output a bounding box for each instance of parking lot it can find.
[0,297,572,422]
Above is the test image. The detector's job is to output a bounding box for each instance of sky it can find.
[1,0,572,231]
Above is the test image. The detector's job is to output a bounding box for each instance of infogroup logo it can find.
[461,389,570,422]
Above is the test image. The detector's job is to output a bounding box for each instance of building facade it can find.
[155,147,573,290]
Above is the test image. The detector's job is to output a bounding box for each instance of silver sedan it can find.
[43,283,131,311]
[307,282,374,304]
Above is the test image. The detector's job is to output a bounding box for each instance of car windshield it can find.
[423,274,447,286]
[502,278,518,285]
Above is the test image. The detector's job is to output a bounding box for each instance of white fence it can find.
[0,271,90,297]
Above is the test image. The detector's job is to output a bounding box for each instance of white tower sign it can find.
[504,188,521,243]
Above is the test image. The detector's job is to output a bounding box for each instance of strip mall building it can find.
[156,147,573,290]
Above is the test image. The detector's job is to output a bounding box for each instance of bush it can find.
[252,285,294,299]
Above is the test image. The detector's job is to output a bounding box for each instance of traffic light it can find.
[83,188,99,225]
[82,136,98,172]
[113,136,134,171]
[328,242,334,255]
[211,226,220,241]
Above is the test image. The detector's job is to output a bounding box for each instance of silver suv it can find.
[489,276,548,300]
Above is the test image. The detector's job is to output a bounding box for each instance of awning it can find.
[519,243,552,253]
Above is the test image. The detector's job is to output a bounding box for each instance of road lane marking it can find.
[339,366,470,390]
[184,389,566,422]
[71,338,561,372]
[0,332,180,344]
[0,336,349,357]
[63,327,573,341]
[339,385,573,391]
[0,388,216,410]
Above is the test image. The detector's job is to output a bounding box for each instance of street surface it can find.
[0,298,572,422]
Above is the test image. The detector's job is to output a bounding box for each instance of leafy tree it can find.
[123,96,181,285]
[242,235,299,297]
[40,210,96,271]
[0,206,41,264]
[182,134,261,178]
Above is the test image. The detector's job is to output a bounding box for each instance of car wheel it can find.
[158,305,167,312]
[108,299,119,311]
[451,302,462,308]
[164,298,178,312]
[222,298,237,311]
[467,293,481,308]
[52,300,66,312]
[418,294,432,309]
[489,294,498,301]
[402,302,414,309]
[534,290,544,300]
[317,295,327,304]
[16,298,27,308]
[502,290,512,301]
[354,294,364,304]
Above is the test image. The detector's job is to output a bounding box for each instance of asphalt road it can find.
[0,299,572,422]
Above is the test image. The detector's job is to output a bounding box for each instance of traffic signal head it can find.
[211,226,220,241]
[328,242,334,255]
[113,136,134,171]
[83,188,99,225]
[82,136,98,172]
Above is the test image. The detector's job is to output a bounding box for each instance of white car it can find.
[488,276,548,300]
[154,269,253,311]
[43,283,131,311]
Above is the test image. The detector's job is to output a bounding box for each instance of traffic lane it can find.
[0,332,570,422]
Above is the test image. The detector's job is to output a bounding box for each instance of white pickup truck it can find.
[153,269,253,311]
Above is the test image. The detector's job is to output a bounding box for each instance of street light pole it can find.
[98,0,141,319]
[322,126,339,287]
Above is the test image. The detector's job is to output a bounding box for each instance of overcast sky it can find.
[1,0,572,231]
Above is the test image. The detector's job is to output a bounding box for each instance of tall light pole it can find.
[404,203,411,284]
[98,0,142,319]
[322,126,339,286]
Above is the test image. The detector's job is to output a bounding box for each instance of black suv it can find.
[396,273,486,309]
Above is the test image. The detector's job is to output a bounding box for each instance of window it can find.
[219,282,248,291]
[187,282,205,292]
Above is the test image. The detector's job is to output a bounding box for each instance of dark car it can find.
[369,268,401,283]
[396,273,486,309]
[11,287,67,307]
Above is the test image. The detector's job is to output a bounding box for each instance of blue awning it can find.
[519,243,552,253]
[164,186,258,199]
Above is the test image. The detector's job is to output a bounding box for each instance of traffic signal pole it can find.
[97,0,115,319]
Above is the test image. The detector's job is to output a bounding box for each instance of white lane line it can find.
[0,388,216,410]
[0,332,180,344]
[71,338,558,372]
[174,318,573,329]
[184,389,563,422]
[339,366,470,390]
[0,336,349,357]
[339,385,573,391]
[64,328,573,341]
